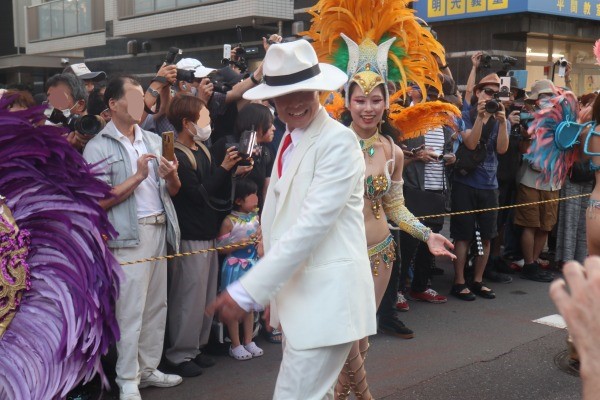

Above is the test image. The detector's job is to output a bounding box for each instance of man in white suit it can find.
[207,40,377,399]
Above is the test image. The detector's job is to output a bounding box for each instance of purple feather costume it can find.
[0,97,121,399]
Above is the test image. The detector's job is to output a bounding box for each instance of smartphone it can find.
[499,77,511,102]
[223,44,232,60]
[238,128,257,159]
[162,131,175,162]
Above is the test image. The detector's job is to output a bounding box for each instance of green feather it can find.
[331,38,349,72]
[382,34,406,83]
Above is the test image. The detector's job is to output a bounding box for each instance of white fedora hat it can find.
[244,40,347,100]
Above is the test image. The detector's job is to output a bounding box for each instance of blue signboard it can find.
[413,0,600,22]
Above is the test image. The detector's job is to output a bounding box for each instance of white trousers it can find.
[113,222,167,389]
[273,336,352,400]
[165,239,219,364]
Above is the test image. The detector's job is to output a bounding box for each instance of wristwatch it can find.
[146,87,160,98]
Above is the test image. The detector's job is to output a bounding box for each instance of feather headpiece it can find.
[523,89,580,188]
[0,97,121,399]
[306,0,459,139]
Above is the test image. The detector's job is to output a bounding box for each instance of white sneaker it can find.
[120,383,141,400]
[139,369,182,389]
[244,341,264,357]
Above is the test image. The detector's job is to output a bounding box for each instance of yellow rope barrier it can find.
[119,239,257,266]
[119,193,591,266]
[415,193,591,220]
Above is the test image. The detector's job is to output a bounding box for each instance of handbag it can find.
[453,117,495,176]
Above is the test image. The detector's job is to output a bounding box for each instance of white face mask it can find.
[61,103,77,118]
[538,98,553,110]
[189,122,212,142]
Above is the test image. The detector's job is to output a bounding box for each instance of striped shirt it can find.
[424,127,445,191]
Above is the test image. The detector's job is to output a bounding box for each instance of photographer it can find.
[450,73,509,301]
[140,62,178,135]
[211,102,275,210]
[164,93,242,377]
[45,73,90,152]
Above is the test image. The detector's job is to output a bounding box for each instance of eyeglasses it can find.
[483,88,499,96]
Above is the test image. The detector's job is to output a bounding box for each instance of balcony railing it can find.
[27,0,104,42]
[118,0,226,19]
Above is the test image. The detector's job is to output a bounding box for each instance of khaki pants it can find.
[165,239,219,365]
[113,222,167,389]
[273,336,352,400]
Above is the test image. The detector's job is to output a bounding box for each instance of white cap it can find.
[175,58,216,79]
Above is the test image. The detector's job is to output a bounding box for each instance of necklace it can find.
[358,131,379,158]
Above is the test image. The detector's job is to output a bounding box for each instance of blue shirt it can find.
[453,110,509,190]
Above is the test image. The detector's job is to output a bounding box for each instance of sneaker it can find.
[521,263,554,282]
[244,341,264,357]
[409,288,447,303]
[192,353,215,368]
[395,292,409,311]
[483,268,513,284]
[119,384,141,400]
[168,360,203,378]
[510,259,524,273]
[139,370,182,389]
[378,315,415,339]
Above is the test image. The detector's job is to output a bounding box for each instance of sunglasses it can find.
[482,88,499,96]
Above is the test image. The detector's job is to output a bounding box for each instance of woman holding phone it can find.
[163,93,243,377]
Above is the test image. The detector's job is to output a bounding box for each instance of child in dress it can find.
[217,179,264,360]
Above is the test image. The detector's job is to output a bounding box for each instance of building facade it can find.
[414,0,600,94]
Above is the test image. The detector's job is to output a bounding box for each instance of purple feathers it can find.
[0,97,121,399]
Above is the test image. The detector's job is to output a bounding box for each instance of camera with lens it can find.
[221,26,249,73]
[480,53,499,70]
[163,46,196,83]
[557,58,569,78]
[45,107,106,136]
[485,95,501,114]
[226,127,257,166]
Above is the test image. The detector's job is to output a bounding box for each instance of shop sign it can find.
[414,0,600,21]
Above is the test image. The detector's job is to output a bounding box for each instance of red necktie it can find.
[277,134,293,177]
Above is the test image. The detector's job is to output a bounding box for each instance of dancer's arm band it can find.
[382,180,432,243]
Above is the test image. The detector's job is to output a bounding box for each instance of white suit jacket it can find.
[240,107,377,350]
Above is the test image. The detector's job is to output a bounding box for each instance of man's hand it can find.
[495,102,507,123]
[206,290,247,323]
[158,156,178,180]
[471,51,483,69]
[508,110,520,126]
[263,34,283,51]
[156,63,177,86]
[135,153,157,181]
[550,257,600,381]
[197,78,214,105]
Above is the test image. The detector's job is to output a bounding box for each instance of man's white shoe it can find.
[120,383,141,400]
[139,370,183,389]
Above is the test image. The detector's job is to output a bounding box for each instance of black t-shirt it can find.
[211,137,274,209]
[172,146,233,241]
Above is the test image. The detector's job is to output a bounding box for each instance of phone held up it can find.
[226,127,257,167]
[162,131,175,162]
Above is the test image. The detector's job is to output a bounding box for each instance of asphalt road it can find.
[134,256,581,400]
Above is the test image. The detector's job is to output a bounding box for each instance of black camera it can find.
[45,108,106,136]
[163,47,196,83]
[480,53,499,69]
[221,26,248,73]
[226,128,257,166]
[485,98,500,114]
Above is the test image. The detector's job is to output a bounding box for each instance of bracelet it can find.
[250,74,261,85]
